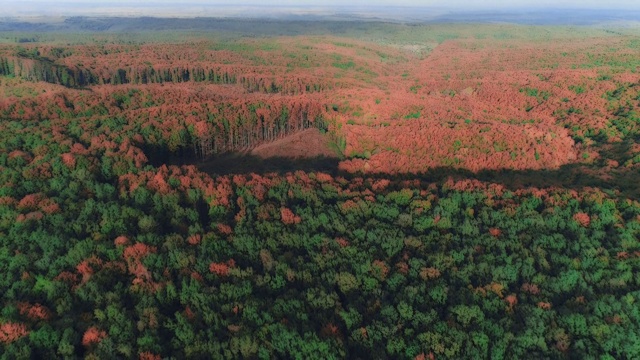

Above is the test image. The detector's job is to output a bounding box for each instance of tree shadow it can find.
[362,138,640,199]
[155,137,639,200]
[182,152,342,177]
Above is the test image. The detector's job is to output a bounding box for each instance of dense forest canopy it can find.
[0,19,639,359]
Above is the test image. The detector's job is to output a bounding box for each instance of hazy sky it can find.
[3,0,640,9]
[3,0,639,18]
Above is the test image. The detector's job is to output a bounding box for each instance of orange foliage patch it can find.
[17,193,43,211]
[16,211,44,223]
[396,261,409,275]
[420,267,442,280]
[335,237,350,247]
[114,235,130,246]
[187,234,202,245]
[122,243,157,289]
[573,212,591,227]
[139,352,162,360]
[123,243,156,260]
[39,198,60,214]
[521,283,541,295]
[316,172,333,182]
[76,256,103,284]
[538,302,553,310]
[505,294,518,311]
[217,223,233,235]
[415,353,435,360]
[82,327,107,347]
[190,271,203,282]
[0,322,28,344]
[17,302,51,321]
[61,153,76,168]
[54,271,78,284]
[209,262,230,276]
[8,150,32,162]
[371,260,389,280]
[70,143,88,155]
[280,207,301,225]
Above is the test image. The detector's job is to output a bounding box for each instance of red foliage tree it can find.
[371,260,389,280]
[123,243,155,260]
[505,294,518,311]
[17,193,43,211]
[17,302,51,321]
[217,223,233,235]
[61,153,76,168]
[139,352,162,360]
[76,256,103,284]
[209,262,230,276]
[82,327,107,347]
[280,207,301,225]
[0,322,29,344]
[187,234,201,245]
[573,212,591,227]
[114,235,130,246]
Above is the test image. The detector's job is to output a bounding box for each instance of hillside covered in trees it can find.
[0,20,639,359]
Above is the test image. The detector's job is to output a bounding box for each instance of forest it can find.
[0,20,639,359]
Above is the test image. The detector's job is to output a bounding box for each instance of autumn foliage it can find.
[82,327,107,347]
[0,23,639,360]
[0,322,29,344]
[573,212,591,227]
[280,207,301,225]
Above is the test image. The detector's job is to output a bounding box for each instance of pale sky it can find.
[4,0,640,9]
[3,0,639,18]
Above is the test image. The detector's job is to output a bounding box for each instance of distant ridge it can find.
[1,8,640,33]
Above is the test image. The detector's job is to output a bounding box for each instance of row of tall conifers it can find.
[0,55,330,94]
[192,104,330,159]
[110,66,238,86]
[0,55,237,87]
[0,56,91,88]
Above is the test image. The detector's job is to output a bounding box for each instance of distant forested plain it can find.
[0,18,639,359]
